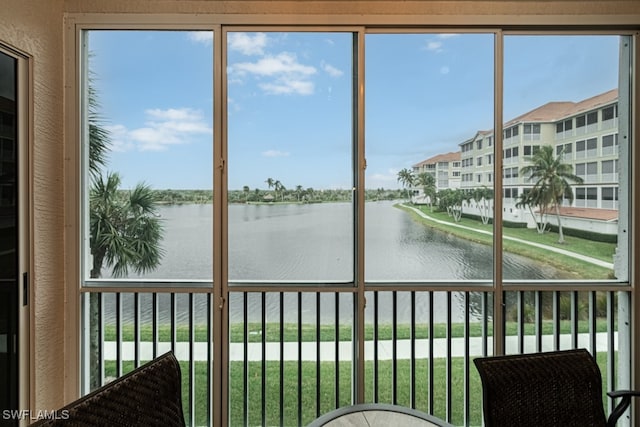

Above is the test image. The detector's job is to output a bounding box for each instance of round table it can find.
[307,403,454,427]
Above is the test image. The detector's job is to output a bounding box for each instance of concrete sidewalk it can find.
[105,332,615,361]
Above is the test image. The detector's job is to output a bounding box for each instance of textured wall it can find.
[0,0,638,415]
[62,0,640,17]
[1,0,65,413]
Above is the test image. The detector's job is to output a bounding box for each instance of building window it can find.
[602,105,617,121]
[602,133,618,156]
[523,123,541,140]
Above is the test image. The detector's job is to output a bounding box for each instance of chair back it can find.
[474,349,607,427]
[30,351,185,426]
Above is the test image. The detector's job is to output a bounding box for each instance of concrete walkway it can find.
[103,206,617,362]
[402,204,614,269]
[105,332,615,361]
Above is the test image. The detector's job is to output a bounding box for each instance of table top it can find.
[307,403,454,427]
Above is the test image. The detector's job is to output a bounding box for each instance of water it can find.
[101,201,562,324]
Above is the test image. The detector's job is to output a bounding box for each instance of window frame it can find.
[64,17,640,422]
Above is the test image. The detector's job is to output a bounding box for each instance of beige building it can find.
[459,89,621,227]
[411,151,461,201]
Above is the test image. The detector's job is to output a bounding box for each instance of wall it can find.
[0,0,65,415]
[0,0,638,416]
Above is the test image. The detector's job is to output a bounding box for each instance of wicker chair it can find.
[474,348,640,427]
[30,351,185,427]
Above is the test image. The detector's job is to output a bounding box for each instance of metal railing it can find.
[84,287,625,426]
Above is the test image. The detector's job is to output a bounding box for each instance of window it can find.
[602,133,618,155]
[556,118,572,135]
[504,34,628,281]
[228,32,354,283]
[602,105,617,121]
[586,138,598,157]
[75,27,633,426]
[366,32,493,281]
[602,159,618,181]
[83,30,214,284]
[523,123,541,140]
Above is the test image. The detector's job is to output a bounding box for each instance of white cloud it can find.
[425,41,443,52]
[262,150,290,158]
[230,52,317,96]
[260,79,314,95]
[228,32,268,56]
[232,52,316,77]
[322,62,343,77]
[188,32,213,45]
[437,34,459,40]
[106,108,212,152]
[440,66,450,75]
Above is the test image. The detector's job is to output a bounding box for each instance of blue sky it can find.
[88,31,620,190]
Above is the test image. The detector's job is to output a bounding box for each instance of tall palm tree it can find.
[416,172,436,211]
[520,145,583,243]
[274,180,285,201]
[87,72,165,389]
[397,168,415,202]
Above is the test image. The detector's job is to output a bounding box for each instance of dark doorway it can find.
[0,49,19,427]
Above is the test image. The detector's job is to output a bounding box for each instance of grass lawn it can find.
[105,352,611,426]
[104,318,614,343]
[400,204,616,280]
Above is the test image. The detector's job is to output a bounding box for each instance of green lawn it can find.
[103,318,613,343]
[105,352,612,426]
[400,205,616,280]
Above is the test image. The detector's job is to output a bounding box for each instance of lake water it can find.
[102,201,562,324]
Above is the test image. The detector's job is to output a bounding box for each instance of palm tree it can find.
[274,180,285,201]
[397,168,415,202]
[515,186,552,234]
[520,145,583,243]
[243,185,250,203]
[416,172,436,211]
[471,186,493,225]
[89,172,164,279]
[265,177,275,191]
[87,72,165,390]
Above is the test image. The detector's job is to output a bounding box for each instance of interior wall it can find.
[62,0,640,18]
[0,0,65,414]
[0,0,638,416]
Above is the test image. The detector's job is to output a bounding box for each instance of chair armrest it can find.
[606,390,640,427]
[608,390,640,399]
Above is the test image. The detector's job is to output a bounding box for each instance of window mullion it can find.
[493,30,505,356]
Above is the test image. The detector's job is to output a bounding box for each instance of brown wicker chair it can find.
[30,351,185,427]
[474,348,640,427]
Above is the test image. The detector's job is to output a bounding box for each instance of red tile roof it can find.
[506,89,618,125]
[556,206,618,221]
[413,151,461,168]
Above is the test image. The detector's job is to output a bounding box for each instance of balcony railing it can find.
[83,287,627,426]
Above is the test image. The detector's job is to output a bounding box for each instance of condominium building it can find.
[458,89,620,228]
[411,89,620,231]
[411,151,461,202]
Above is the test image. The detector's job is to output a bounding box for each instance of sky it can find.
[88,31,621,190]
